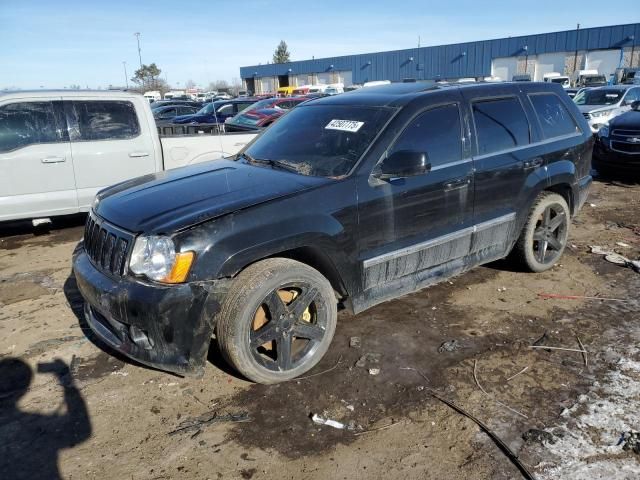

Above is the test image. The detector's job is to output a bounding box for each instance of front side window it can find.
[70,101,139,141]
[472,97,530,155]
[623,88,640,104]
[216,104,233,115]
[243,104,394,177]
[0,101,64,153]
[390,104,462,167]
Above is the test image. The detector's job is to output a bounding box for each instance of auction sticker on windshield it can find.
[325,119,364,132]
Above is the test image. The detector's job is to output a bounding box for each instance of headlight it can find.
[598,125,609,138]
[590,109,613,118]
[129,235,194,283]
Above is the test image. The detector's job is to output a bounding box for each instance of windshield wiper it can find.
[243,155,303,174]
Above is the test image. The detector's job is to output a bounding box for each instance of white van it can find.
[543,73,570,88]
[0,90,258,222]
[143,90,161,102]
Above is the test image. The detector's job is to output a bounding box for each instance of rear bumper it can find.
[573,175,592,214]
[73,249,223,376]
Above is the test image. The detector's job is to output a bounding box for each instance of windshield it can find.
[574,89,623,106]
[197,102,221,114]
[246,98,276,110]
[583,76,606,86]
[241,105,394,177]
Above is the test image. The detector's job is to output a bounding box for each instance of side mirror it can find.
[632,100,640,111]
[374,150,431,180]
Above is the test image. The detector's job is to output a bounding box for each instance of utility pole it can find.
[134,32,142,69]
[573,23,580,74]
[122,61,129,89]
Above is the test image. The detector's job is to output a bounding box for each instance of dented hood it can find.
[94,160,329,234]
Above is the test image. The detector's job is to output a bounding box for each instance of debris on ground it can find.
[349,336,361,348]
[438,339,460,353]
[497,287,507,292]
[522,428,556,445]
[311,414,345,430]
[168,411,251,437]
[355,352,381,368]
[368,368,380,376]
[589,246,640,273]
[615,242,631,248]
[618,431,640,454]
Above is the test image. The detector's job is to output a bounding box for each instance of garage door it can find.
[534,52,567,81]
[586,50,622,80]
[491,57,518,82]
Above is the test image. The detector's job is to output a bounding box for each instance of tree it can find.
[207,80,230,92]
[131,63,162,91]
[273,40,290,64]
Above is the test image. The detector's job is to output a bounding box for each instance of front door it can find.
[64,97,158,210]
[0,98,77,221]
[357,94,474,297]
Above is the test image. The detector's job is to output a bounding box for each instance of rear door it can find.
[0,98,77,221]
[64,97,158,210]
[464,87,542,258]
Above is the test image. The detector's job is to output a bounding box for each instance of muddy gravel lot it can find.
[1,177,639,480]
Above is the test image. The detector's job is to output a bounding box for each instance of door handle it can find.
[129,151,150,158]
[523,157,544,170]
[443,177,471,191]
[41,156,66,163]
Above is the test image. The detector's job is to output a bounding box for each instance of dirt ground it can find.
[1,177,639,480]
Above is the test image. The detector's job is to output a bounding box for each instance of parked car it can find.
[0,90,258,222]
[572,69,607,88]
[153,105,200,123]
[225,98,307,131]
[150,100,203,110]
[565,88,580,99]
[73,81,593,384]
[612,68,639,86]
[277,86,297,97]
[574,85,640,133]
[170,99,257,125]
[143,91,162,103]
[512,74,532,82]
[594,100,640,174]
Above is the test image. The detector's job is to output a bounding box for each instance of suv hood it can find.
[608,110,640,130]
[94,160,330,234]
[577,104,618,114]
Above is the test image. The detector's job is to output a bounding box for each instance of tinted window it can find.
[0,102,64,153]
[390,104,462,167]
[236,103,253,113]
[623,88,640,104]
[473,97,530,155]
[574,89,623,106]
[71,101,139,141]
[529,94,579,138]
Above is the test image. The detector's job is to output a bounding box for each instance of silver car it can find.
[574,85,640,133]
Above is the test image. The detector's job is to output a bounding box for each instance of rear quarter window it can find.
[528,93,580,139]
[472,97,530,156]
[70,101,140,141]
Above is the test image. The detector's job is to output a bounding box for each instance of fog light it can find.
[129,325,154,350]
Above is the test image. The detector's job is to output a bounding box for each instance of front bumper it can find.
[73,249,223,376]
[594,139,640,172]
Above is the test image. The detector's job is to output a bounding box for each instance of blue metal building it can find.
[240,23,640,93]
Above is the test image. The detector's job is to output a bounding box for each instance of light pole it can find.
[134,32,142,69]
[122,61,129,89]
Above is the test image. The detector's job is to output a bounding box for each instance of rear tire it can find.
[216,258,337,384]
[512,192,570,273]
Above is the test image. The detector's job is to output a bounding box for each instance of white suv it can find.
[574,85,640,133]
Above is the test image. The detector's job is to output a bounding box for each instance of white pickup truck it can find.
[0,90,258,223]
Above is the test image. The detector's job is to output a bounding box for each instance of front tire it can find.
[216,258,337,384]
[513,192,570,273]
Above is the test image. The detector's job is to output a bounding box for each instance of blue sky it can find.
[1,0,639,89]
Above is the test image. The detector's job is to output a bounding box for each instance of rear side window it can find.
[528,94,579,139]
[472,97,530,155]
[390,104,462,167]
[70,101,139,141]
[0,102,64,153]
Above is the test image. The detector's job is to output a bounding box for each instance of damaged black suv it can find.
[73,82,593,384]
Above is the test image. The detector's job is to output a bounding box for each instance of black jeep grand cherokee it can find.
[73,82,593,384]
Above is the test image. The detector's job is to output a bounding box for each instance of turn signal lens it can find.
[161,251,195,284]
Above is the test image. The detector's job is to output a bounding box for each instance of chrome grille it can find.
[611,141,640,154]
[84,214,132,276]
[611,129,640,137]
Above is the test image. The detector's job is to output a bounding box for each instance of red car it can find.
[225,97,307,131]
